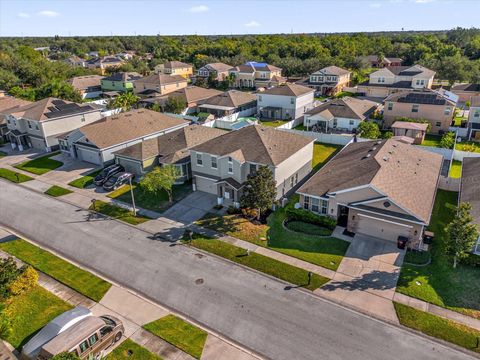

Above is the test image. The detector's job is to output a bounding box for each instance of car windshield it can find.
[106,175,119,183]
[100,316,116,327]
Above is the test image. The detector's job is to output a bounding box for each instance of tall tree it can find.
[164,96,186,114]
[107,92,138,111]
[240,166,276,219]
[445,202,478,268]
[357,121,380,139]
[140,165,179,203]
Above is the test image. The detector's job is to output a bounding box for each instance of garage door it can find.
[77,147,101,165]
[356,213,412,242]
[195,176,217,195]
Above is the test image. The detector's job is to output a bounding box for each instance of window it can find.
[387,102,393,111]
[28,121,32,129]
[290,97,295,105]
[258,95,262,102]
[228,162,233,174]
[88,334,98,346]
[321,199,328,214]
[294,173,298,184]
[303,196,310,210]
[79,340,89,353]
[378,77,385,83]
[444,107,451,115]
[81,115,86,123]
[415,79,425,86]
[211,156,217,169]
[349,120,354,125]
[100,326,113,337]
[311,198,320,213]
[474,110,480,118]
[411,104,419,113]
[249,163,256,174]
[290,176,294,188]
[435,121,442,127]
[35,123,39,130]
[196,153,203,166]
[6,119,10,124]
[319,76,324,82]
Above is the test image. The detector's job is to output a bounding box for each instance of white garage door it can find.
[77,147,101,165]
[195,176,217,195]
[356,213,412,242]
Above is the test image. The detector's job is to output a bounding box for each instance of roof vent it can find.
[383,156,389,161]
[366,153,371,158]
[372,146,377,151]
[376,140,382,145]
[392,143,397,147]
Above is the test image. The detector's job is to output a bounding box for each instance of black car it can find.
[94,164,124,186]
[102,172,133,191]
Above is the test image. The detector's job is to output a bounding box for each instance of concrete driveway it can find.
[39,154,97,184]
[316,234,405,322]
[161,191,217,224]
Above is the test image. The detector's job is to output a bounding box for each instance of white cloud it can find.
[369,3,382,8]
[244,20,261,28]
[413,0,435,3]
[188,5,209,13]
[18,12,30,18]
[37,10,60,17]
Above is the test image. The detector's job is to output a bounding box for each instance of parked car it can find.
[37,315,124,360]
[93,164,124,186]
[102,172,133,191]
[21,306,92,360]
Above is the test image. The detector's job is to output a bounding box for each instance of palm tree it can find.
[107,92,139,112]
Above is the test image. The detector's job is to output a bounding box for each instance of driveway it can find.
[161,191,217,224]
[316,235,405,322]
[39,154,96,184]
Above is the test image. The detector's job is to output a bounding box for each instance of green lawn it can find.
[286,220,332,236]
[258,120,289,127]
[420,134,442,148]
[312,142,342,171]
[0,150,7,158]
[44,185,73,197]
[90,200,151,225]
[449,160,462,178]
[108,182,192,213]
[397,190,480,319]
[293,124,307,131]
[68,169,102,188]
[394,302,480,353]
[14,152,63,175]
[455,141,480,153]
[143,315,207,359]
[186,235,330,291]
[107,339,162,360]
[334,91,357,98]
[0,238,111,302]
[0,168,33,183]
[3,285,72,349]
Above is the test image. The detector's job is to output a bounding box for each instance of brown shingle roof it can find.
[385,89,456,106]
[0,96,33,124]
[103,72,142,82]
[79,109,188,149]
[451,83,480,92]
[460,157,480,226]
[298,139,442,223]
[114,125,226,163]
[164,86,223,105]
[134,74,187,87]
[305,97,379,120]
[203,63,233,72]
[191,125,314,166]
[164,61,192,69]
[200,90,256,108]
[261,83,313,97]
[391,121,428,131]
[68,75,104,91]
[317,66,351,76]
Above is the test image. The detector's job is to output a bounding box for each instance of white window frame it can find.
[196,153,203,166]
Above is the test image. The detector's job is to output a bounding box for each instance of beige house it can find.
[190,125,315,206]
[154,61,193,80]
[358,56,403,68]
[300,66,351,96]
[451,83,480,103]
[133,74,188,97]
[197,90,257,118]
[4,97,103,151]
[357,65,435,98]
[391,121,428,145]
[229,62,285,89]
[68,75,104,99]
[297,139,443,249]
[257,83,314,120]
[114,125,226,181]
[383,90,456,134]
[0,94,32,143]
[467,96,480,141]
[85,56,124,75]
[196,63,233,82]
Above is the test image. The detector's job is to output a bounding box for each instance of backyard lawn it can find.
[68,169,101,188]
[258,120,289,127]
[0,238,111,302]
[449,160,462,178]
[90,200,151,225]
[14,152,63,175]
[143,315,207,359]
[185,235,329,291]
[394,302,480,353]
[3,285,72,349]
[396,190,480,319]
[0,168,33,183]
[455,141,480,153]
[108,182,192,213]
[420,134,442,148]
[107,339,162,360]
[44,185,73,197]
[312,142,342,171]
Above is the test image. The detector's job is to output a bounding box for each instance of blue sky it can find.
[0,0,479,37]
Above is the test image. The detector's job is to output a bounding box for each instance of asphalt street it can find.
[0,180,476,360]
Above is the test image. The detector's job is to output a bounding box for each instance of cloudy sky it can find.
[0,0,478,37]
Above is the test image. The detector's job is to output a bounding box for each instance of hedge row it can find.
[285,207,337,230]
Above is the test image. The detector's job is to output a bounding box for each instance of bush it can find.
[8,266,38,296]
[241,207,258,219]
[463,253,480,267]
[285,207,337,230]
[440,131,455,149]
[0,257,20,299]
[51,352,80,360]
[0,312,11,340]
[227,206,241,215]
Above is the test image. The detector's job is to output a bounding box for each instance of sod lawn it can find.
[3,285,72,349]
[449,160,462,178]
[0,168,33,183]
[396,190,480,319]
[44,185,73,197]
[14,151,63,175]
[455,141,480,153]
[143,315,207,359]
[258,120,289,127]
[107,339,163,360]
[394,302,480,353]
[68,169,101,188]
[186,235,329,290]
[285,220,332,236]
[420,134,442,148]
[0,238,111,302]
[90,200,151,225]
[312,142,342,171]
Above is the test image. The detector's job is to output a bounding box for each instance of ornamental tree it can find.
[240,166,277,219]
[140,165,180,203]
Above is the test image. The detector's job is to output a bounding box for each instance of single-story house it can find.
[297,139,443,248]
[197,90,257,118]
[459,157,480,255]
[68,75,104,99]
[391,121,428,145]
[61,109,189,166]
[114,125,226,182]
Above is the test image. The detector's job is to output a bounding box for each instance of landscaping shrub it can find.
[285,207,337,230]
[464,253,480,267]
[227,206,241,215]
[0,311,12,340]
[0,257,21,299]
[241,207,258,219]
[8,266,38,296]
[51,352,80,360]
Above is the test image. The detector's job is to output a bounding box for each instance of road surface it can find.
[0,181,475,360]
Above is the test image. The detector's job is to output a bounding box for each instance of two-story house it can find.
[357,65,435,98]
[451,83,480,104]
[303,97,380,132]
[0,94,32,143]
[300,66,351,96]
[358,55,403,68]
[133,74,188,97]
[257,83,314,120]
[101,72,142,93]
[190,125,315,207]
[85,56,124,75]
[68,75,104,99]
[4,98,103,152]
[383,90,456,134]
[197,90,257,118]
[229,62,285,89]
[467,96,480,141]
[196,63,233,82]
[154,61,193,80]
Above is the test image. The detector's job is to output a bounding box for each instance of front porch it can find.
[216,178,243,208]
[6,130,31,151]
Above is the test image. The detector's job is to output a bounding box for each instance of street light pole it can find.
[128,176,136,216]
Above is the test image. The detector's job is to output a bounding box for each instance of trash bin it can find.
[423,231,434,245]
[397,236,408,250]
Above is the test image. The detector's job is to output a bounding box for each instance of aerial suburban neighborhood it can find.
[0,1,479,360]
